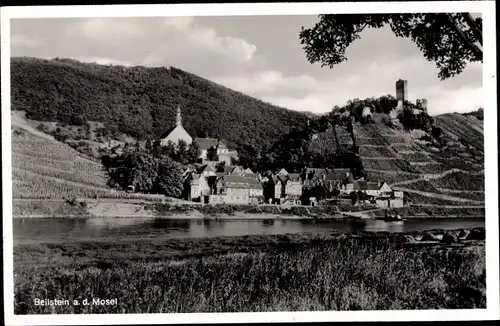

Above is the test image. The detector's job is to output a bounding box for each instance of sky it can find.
[10,15,483,116]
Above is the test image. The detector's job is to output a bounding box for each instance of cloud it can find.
[59,17,257,67]
[162,17,257,62]
[210,54,483,115]
[212,70,317,94]
[66,18,142,41]
[72,56,134,67]
[10,16,482,116]
[11,34,41,48]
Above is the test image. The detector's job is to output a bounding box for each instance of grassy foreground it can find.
[14,230,485,314]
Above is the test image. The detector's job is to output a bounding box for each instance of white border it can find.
[2,2,498,324]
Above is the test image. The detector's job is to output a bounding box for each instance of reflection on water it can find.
[13,216,485,245]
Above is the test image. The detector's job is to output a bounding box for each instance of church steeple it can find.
[176,105,182,127]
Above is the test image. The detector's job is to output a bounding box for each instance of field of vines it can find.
[390,143,420,153]
[13,171,166,201]
[433,157,483,172]
[12,133,83,161]
[365,170,420,184]
[13,157,108,188]
[413,163,449,174]
[399,152,431,163]
[11,129,113,197]
[354,137,387,146]
[431,172,485,191]
[358,146,395,158]
[436,191,485,202]
[363,158,418,173]
[405,193,478,206]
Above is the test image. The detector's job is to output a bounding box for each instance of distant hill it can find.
[10,57,484,205]
[10,57,308,152]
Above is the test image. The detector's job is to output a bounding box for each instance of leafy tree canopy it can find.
[300,13,482,80]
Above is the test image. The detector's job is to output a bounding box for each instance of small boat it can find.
[380,210,406,222]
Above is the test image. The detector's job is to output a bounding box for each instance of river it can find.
[13,216,485,245]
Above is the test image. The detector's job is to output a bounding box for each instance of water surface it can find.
[13,216,485,245]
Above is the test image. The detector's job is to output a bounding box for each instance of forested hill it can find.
[10,57,308,151]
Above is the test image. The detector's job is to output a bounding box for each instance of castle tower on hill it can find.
[396,79,408,103]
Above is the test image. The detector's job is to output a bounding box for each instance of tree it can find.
[102,145,159,192]
[186,141,201,164]
[357,191,366,203]
[349,191,358,205]
[162,140,177,159]
[206,146,219,162]
[299,13,482,80]
[145,138,153,152]
[154,155,184,198]
[127,148,158,193]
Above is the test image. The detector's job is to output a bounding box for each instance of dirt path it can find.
[410,204,485,208]
[392,186,485,204]
[365,169,420,175]
[361,156,399,160]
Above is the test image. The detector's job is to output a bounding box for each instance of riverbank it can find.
[12,199,485,219]
[14,228,486,313]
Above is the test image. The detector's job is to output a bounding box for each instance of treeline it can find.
[237,110,365,178]
[100,143,186,197]
[11,57,308,152]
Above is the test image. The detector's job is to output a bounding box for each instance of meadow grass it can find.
[14,231,486,314]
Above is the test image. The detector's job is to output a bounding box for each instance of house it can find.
[346,181,392,198]
[264,172,302,205]
[246,178,264,204]
[264,175,283,203]
[322,169,354,193]
[283,173,303,204]
[160,106,193,146]
[194,138,235,165]
[160,106,238,164]
[211,175,251,204]
[185,173,212,202]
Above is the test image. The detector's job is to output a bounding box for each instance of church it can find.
[160,106,239,165]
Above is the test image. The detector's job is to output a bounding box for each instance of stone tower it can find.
[396,79,408,103]
[176,105,182,127]
[421,98,428,112]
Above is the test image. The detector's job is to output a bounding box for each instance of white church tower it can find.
[160,105,193,146]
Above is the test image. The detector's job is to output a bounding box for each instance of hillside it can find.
[11,57,308,152]
[9,57,485,208]
[308,111,485,204]
[10,115,170,202]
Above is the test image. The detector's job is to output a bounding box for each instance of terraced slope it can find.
[310,112,484,206]
[11,125,165,201]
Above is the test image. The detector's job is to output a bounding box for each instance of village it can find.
[161,112,406,209]
[150,78,428,209]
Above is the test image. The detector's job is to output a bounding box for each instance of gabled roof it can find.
[197,164,215,174]
[221,175,248,184]
[287,173,301,182]
[324,168,352,181]
[161,125,193,145]
[193,138,229,150]
[194,138,218,150]
[352,181,381,191]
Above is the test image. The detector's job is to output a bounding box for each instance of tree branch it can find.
[462,13,483,46]
[446,13,483,60]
